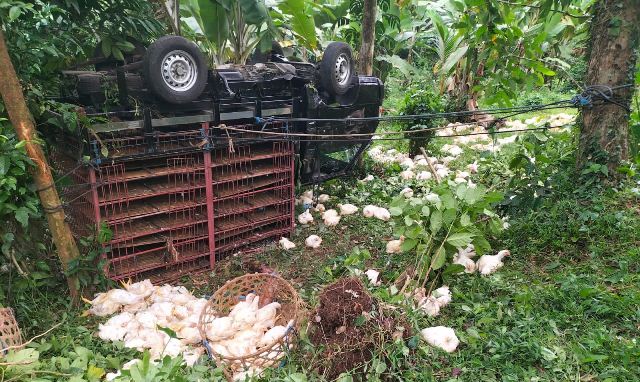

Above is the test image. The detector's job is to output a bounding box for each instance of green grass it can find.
[1,97,639,381]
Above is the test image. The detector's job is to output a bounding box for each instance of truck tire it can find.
[143,35,207,104]
[319,42,356,96]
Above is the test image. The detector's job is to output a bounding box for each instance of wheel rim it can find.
[161,50,198,92]
[334,53,351,87]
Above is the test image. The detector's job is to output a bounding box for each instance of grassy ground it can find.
[1,90,639,381]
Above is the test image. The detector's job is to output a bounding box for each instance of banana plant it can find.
[182,0,278,65]
[182,0,319,66]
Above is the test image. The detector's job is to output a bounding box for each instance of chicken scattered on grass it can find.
[338,203,359,215]
[400,187,414,198]
[477,249,510,275]
[279,237,296,250]
[420,326,460,353]
[386,236,404,254]
[298,209,313,225]
[305,235,322,248]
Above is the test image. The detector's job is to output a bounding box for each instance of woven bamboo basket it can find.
[0,308,23,357]
[198,273,304,380]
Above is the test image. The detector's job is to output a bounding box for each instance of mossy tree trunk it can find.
[577,0,640,175]
[0,29,80,300]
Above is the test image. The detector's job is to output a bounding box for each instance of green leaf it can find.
[430,210,442,233]
[279,0,317,49]
[156,325,177,339]
[472,235,491,256]
[390,207,403,216]
[111,46,124,61]
[442,44,468,73]
[442,263,465,276]
[431,247,446,270]
[421,205,430,216]
[86,365,105,381]
[460,213,471,226]
[401,238,418,252]
[100,38,112,58]
[404,215,414,226]
[197,0,229,45]
[376,55,416,78]
[0,155,8,176]
[14,207,29,228]
[8,5,21,21]
[5,348,40,373]
[443,208,457,225]
[239,0,270,24]
[446,232,475,248]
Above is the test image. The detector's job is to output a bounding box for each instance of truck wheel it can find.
[143,35,207,104]
[319,42,356,96]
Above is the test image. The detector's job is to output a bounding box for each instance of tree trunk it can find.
[0,29,80,300]
[359,0,376,75]
[577,0,640,174]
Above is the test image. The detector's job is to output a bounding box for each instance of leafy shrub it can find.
[399,87,445,156]
[388,181,504,286]
[0,118,41,271]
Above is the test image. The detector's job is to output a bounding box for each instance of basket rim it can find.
[198,273,302,360]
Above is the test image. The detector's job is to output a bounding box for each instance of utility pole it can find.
[0,29,80,300]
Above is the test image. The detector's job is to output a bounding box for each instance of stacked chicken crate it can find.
[50,116,294,283]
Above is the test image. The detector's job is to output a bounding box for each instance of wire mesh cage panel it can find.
[211,140,294,262]
[51,121,294,281]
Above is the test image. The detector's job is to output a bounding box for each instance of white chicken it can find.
[364,269,381,286]
[418,296,440,317]
[400,170,415,180]
[98,323,128,341]
[432,286,451,307]
[420,326,459,353]
[122,279,155,298]
[468,161,479,174]
[255,302,281,324]
[360,174,374,182]
[456,171,470,179]
[313,203,326,213]
[205,316,235,342]
[373,207,391,221]
[425,193,440,204]
[338,203,359,215]
[279,237,296,250]
[386,236,405,254]
[400,187,414,198]
[177,326,202,345]
[322,209,339,219]
[453,244,477,273]
[323,213,341,227]
[477,250,510,275]
[435,168,450,179]
[318,194,330,203]
[182,347,205,367]
[363,205,378,218]
[453,253,476,274]
[416,171,432,181]
[297,209,313,225]
[260,325,288,347]
[305,235,322,248]
[399,158,415,169]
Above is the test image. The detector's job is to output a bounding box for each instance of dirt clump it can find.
[309,277,410,380]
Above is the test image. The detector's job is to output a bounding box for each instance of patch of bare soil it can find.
[309,277,410,380]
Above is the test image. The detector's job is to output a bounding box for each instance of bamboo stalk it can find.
[0,30,80,301]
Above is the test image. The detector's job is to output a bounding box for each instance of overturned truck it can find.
[47,36,384,282]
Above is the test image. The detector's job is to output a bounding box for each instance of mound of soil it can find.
[309,277,410,380]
